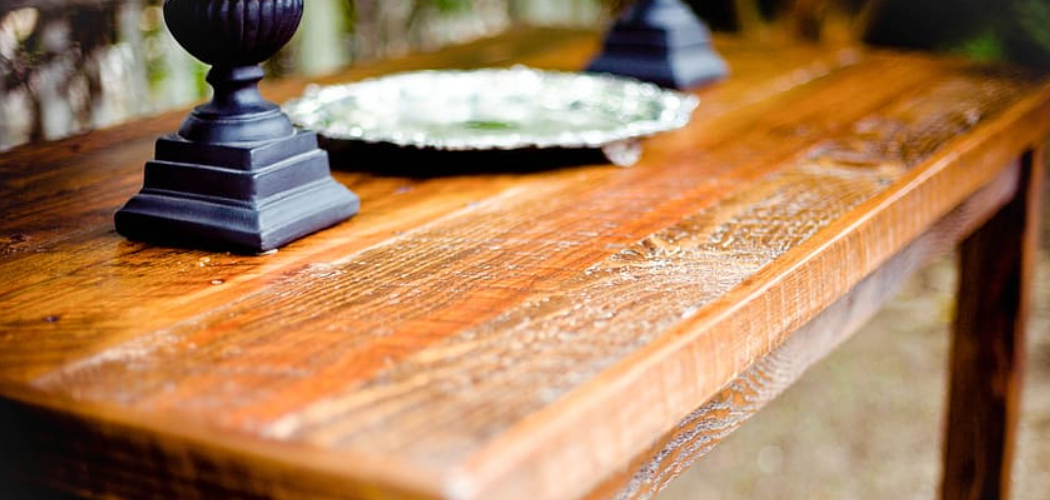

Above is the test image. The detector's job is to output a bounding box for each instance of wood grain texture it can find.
[588,158,1024,500]
[2,28,1049,500]
[940,147,1046,500]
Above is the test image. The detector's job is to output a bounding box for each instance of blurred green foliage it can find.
[685,0,1050,68]
[864,0,1050,67]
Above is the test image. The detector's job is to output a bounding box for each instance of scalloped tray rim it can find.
[281,65,701,151]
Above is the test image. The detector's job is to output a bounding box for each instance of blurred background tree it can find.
[3,0,1050,149]
[0,0,614,150]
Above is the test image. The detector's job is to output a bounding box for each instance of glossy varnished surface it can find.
[2,28,1049,500]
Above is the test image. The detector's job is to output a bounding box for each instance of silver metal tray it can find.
[282,66,699,167]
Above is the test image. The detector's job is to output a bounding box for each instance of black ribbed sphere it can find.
[163,0,304,67]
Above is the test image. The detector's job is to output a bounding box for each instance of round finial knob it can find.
[163,0,304,67]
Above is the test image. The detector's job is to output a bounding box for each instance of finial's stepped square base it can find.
[586,0,729,90]
[586,47,729,90]
[115,130,360,253]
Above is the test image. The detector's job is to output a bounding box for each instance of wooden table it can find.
[1,28,1047,500]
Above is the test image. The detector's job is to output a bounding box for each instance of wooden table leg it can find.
[941,146,1046,500]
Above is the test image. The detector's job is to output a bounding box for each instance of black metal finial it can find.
[115,0,360,253]
[586,0,729,90]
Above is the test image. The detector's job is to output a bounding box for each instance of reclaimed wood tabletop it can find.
[1,27,1048,500]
